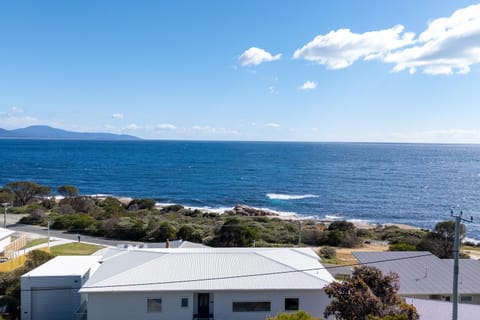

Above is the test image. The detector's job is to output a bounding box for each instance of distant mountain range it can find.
[0,125,141,140]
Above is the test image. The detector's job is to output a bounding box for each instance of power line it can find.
[21,252,434,292]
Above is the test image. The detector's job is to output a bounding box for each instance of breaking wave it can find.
[267,193,318,200]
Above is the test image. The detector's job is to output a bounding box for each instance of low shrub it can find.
[319,246,336,259]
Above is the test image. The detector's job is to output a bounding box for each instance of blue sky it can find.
[1,0,480,142]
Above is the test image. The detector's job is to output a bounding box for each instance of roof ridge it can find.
[88,251,169,287]
[256,249,331,285]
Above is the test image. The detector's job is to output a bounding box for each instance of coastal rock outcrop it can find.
[226,204,278,216]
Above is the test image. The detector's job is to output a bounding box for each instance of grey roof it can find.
[80,247,334,293]
[405,298,480,320]
[353,251,480,295]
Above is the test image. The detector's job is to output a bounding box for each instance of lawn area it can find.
[23,238,50,249]
[50,243,104,256]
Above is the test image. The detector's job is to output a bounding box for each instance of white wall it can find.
[21,275,83,320]
[213,290,329,320]
[0,236,11,252]
[87,292,194,320]
[86,290,330,320]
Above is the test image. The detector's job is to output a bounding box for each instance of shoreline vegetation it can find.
[1,181,479,262]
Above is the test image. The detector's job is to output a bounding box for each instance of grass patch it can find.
[23,238,50,249]
[50,243,104,256]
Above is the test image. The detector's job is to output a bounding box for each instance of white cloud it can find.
[293,4,480,75]
[299,81,317,90]
[293,25,415,69]
[264,123,280,128]
[238,47,282,66]
[0,107,38,128]
[124,123,139,130]
[155,123,176,131]
[111,113,124,120]
[192,125,239,135]
[268,86,279,95]
[385,3,480,74]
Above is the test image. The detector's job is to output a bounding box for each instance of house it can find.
[20,255,101,320]
[79,247,334,320]
[0,227,14,254]
[405,298,480,320]
[116,239,210,249]
[353,251,480,304]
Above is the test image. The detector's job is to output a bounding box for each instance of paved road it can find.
[6,214,142,247]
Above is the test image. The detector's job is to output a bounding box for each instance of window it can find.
[147,298,162,313]
[461,296,473,303]
[285,298,299,311]
[181,297,189,308]
[232,302,271,312]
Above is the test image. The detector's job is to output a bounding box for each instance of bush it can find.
[19,210,46,225]
[127,198,156,211]
[379,227,426,246]
[267,310,322,320]
[319,246,336,259]
[160,204,184,213]
[177,225,203,243]
[389,243,417,251]
[328,221,355,232]
[149,221,177,242]
[60,196,96,214]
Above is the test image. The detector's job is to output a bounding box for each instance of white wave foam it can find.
[266,193,318,200]
[463,237,480,245]
[188,206,233,214]
[325,214,344,220]
[258,207,298,216]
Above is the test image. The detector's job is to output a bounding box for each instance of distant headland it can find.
[0,125,141,141]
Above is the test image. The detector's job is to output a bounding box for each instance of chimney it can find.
[166,239,170,248]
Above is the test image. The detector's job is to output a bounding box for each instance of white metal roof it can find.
[0,227,14,240]
[21,256,101,277]
[80,247,334,293]
[353,251,480,295]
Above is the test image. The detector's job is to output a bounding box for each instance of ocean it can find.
[1,139,480,238]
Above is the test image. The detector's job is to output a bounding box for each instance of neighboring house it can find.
[405,298,480,320]
[21,255,101,320]
[79,247,334,320]
[353,251,480,304]
[116,239,209,249]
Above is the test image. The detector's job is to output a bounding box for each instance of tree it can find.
[324,266,419,320]
[0,190,14,204]
[57,185,79,197]
[417,220,465,258]
[212,218,257,247]
[4,181,51,206]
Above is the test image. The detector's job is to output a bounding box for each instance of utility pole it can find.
[47,220,51,248]
[451,210,473,320]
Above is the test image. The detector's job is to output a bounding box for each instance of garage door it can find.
[32,288,74,320]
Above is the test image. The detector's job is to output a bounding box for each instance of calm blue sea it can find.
[2,140,480,238]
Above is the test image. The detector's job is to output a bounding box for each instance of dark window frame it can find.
[147,298,162,313]
[232,301,271,312]
[285,298,299,311]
